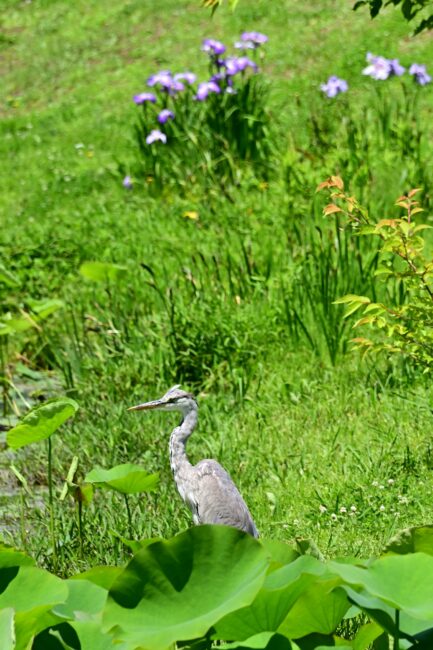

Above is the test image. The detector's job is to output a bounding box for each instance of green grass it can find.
[1,0,433,574]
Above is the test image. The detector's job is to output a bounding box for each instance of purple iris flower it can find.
[409,63,431,85]
[122,175,133,189]
[223,56,257,76]
[195,81,221,101]
[320,75,348,98]
[133,92,157,105]
[234,40,255,50]
[236,56,257,72]
[210,72,225,83]
[240,31,268,46]
[174,72,197,84]
[224,57,240,76]
[158,109,175,124]
[146,129,167,144]
[170,80,185,93]
[389,59,405,76]
[362,53,405,80]
[362,53,392,80]
[202,39,226,56]
[147,70,173,88]
[147,71,185,94]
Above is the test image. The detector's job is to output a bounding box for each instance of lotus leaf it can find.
[384,525,433,556]
[85,464,159,494]
[7,398,79,449]
[103,525,269,650]
[220,631,296,649]
[0,608,15,650]
[278,579,349,638]
[214,555,326,640]
[329,553,433,619]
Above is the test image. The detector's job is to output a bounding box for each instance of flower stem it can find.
[48,437,57,571]
[393,609,400,650]
[124,494,133,539]
[78,499,84,560]
[20,491,27,552]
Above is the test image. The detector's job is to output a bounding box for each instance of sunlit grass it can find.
[1,0,433,573]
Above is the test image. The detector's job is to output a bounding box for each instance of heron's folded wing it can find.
[194,459,259,537]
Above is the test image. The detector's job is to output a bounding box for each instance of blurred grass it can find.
[1,0,433,571]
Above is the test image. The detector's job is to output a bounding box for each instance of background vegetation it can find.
[1,0,433,580]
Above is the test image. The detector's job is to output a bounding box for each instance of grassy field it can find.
[1,0,433,575]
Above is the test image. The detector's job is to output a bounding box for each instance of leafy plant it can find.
[318,178,433,372]
[7,398,79,570]
[353,0,433,34]
[1,524,433,649]
[128,34,272,194]
[60,456,93,560]
[0,264,64,416]
[85,464,159,538]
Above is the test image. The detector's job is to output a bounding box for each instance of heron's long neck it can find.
[169,408,198,480]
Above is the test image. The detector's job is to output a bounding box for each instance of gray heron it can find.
[128,385,259,537]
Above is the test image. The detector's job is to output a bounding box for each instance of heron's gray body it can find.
[129,386,258,538]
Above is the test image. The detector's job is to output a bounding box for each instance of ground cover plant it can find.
[1,0,433,647]
[128,31,272,192]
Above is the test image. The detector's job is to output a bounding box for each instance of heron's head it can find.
[128,385,197,415]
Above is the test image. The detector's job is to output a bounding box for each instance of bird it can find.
[128,385,259,537]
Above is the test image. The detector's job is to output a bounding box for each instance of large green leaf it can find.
[259,539,300,568]
[0,608,15,650]
[314,645,352,650]
[103,525,269,649]
[329,553,433,619]
[343,586,433,639]
[0,545,35,599]
[0,567,67,612]
[69,620,136,650]
[384,525,433,556]
[53,579,108,621]
[7,398,79,449]
[220,632,296,649]
[58,571,127,649]
[277,579,349,638]
[85,464,159,494]
[213,555,325,640]
[70,566,122,591]
[79,261,128,283]
[352,621,387,650]
[0,566,67,650]
[110,531,163,554]
[0,544,35,568]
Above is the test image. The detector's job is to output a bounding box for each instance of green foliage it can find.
[384,525,433,555]
[353,0,433,34]
[319,179,433,372]
[0,608,14,650]
[84,464,159,495]
[79,262,128,283]
[2,0,433,586]
[130,40,272,194]
[7,398,79,450]
[202,0,239,11]
[105,526,269,648]
[1,525,433,648]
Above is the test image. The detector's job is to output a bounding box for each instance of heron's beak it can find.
[127,399,164,412]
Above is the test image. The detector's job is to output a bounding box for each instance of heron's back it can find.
[181,459,259,537]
